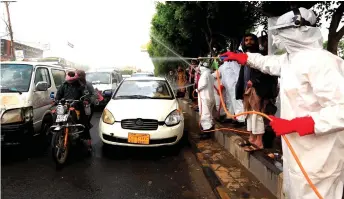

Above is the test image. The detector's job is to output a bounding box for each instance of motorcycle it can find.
[50,92,98,167]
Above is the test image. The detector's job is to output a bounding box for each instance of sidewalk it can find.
[180,99,281,199]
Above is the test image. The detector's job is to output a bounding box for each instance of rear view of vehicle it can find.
[86,69,121,106]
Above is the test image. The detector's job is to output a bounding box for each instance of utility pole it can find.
[2,1,16,61]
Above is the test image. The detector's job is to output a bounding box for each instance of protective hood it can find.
[269,7,323,54]
[277,26,323,54]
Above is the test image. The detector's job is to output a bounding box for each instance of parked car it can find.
[0,61,72,146]
[99,76,184,148]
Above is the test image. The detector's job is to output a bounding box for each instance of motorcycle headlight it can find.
[1,107,33,124]
[56,105,65,115]
[165,109,183,126]
[102,109,115,125]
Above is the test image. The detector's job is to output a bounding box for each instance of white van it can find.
[0,61,71,145]
[86,68,123,106]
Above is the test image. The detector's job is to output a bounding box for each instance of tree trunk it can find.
[327,38,339,55]
[327,2,344,55]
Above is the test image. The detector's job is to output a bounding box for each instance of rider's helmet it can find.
[65,70,79,83]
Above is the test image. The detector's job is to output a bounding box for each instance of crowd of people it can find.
[166,7,344,199]
[166,32,278,150]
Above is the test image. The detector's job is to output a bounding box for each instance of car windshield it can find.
[0,64,33,92]
[87,72,111,84]
[113,80,173,100]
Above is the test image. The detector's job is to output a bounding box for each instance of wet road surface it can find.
[1,111,216,199]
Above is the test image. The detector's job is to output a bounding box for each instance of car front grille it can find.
[121,119,159,130]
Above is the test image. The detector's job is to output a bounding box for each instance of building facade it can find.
[1,39,43,61]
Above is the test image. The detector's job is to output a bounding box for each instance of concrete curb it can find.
[180,99,284,199]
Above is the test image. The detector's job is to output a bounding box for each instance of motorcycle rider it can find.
[55,70,92,150]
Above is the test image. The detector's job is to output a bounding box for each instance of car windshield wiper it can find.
[115,95,152,99]
[0,87,22,94]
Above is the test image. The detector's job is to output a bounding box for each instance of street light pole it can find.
[2,1,16,61]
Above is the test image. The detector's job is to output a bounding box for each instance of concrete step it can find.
[179,99,281,199]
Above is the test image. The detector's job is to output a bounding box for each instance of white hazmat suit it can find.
[197,65,215,130]
[218,61,245,122]
[246,8,344,199]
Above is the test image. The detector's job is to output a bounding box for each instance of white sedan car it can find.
[99,76,184,147]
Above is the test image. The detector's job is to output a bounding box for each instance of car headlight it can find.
[102,108,115,124]
[1,107,33,124]
[56,105,65,115]
[22,107,33,122]
[165,109,183,126]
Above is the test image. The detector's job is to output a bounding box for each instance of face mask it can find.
[272,35,286,51]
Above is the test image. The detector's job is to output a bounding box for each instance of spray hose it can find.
[191,57,323,199]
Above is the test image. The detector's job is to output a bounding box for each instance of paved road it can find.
[1,111,216,199]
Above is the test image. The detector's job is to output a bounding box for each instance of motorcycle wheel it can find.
[51,129,70,167]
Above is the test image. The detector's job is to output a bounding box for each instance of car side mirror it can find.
[35,81,48,91]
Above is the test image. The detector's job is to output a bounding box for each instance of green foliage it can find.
[324,40,344,59]
[121,70,133,75]
[148,1,263,75]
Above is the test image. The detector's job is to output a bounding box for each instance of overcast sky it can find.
[0,0,157,71]
[1,1,342,72]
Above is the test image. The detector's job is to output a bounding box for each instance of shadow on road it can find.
[101,129,190,161]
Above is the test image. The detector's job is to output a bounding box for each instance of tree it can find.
[324,40,344,59]
[316,2,344,55]
[121,70,133,75]
[148,1,262,75]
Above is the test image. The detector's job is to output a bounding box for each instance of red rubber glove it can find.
[220,52,248,65]
[269,116,315,137]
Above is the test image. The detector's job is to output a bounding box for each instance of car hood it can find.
[105,99,178,121]
[0,92,30,110]
[92,84,112,91]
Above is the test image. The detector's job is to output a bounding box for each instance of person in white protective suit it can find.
[220,7,344,199]
[218,60,245,125]
[196,62,215,138]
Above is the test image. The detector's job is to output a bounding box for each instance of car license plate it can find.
[56,114,69,122]
[128,133,150,145]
